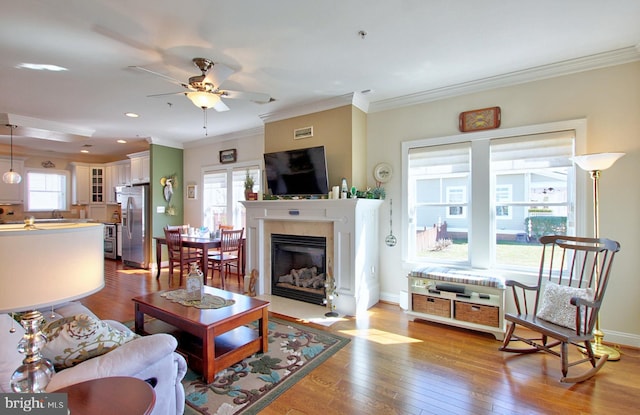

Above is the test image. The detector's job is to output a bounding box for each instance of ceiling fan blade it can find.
[146,91,184,98]
[204,62,235,88]
[219,90,272,103]
[129,66,189,89]
[212,99,230,112]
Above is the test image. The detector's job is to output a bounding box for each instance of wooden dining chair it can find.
[205,224,235,262]
[499,235,620,383]
[208,228,244,290]
[164,227,203,285]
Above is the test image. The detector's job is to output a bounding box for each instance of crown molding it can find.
[148,136,183,150]
[184,126,265,149]
[259,92,369,124]
[369,46,640,113]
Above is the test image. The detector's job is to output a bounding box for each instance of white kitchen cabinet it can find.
[0,158,24,203]
[118,161,131,186]
[106,161,131,202]
[105,165,117,203]
[89,166,105,203]
[71,163,90,205]
[128,151,149,184]
[72,163,106,205]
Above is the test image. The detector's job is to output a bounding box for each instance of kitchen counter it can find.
[0,218,98,224]
[0,222,103,232]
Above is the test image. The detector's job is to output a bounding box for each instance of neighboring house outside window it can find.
[25,169,69,211]
[446,186,466,219]
[495,185,512,220]
[403,121,581,271]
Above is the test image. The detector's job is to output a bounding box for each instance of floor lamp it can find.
[571,152,625,361]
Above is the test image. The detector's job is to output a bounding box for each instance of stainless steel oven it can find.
[104,223,117,259]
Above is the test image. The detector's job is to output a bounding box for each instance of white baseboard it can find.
[602,329,640,349]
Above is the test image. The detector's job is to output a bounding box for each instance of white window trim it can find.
[200,159,262,227]
[401,118,588,272]
[24,168,71,212]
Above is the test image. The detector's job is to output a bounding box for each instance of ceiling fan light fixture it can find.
[186,91,220,109]
[3,124,22,184]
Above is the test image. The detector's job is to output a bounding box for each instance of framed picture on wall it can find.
[187,184,197,200]
[219,149,237,164]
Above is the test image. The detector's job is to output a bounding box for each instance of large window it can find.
[25,169,69,211]
[408,142,470,263]
[404,123,581,271]
[202,165,261,231]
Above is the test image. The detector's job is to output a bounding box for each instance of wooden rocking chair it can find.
[499,235,620,383]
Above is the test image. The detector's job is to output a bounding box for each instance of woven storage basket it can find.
[412,294,451,318]
[454,301,499,327]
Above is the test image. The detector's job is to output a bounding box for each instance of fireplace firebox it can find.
[271,234,326,305]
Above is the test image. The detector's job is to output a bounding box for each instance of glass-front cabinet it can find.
[90,166,104,203]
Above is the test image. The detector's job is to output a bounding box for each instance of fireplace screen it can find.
[271,234,326,305]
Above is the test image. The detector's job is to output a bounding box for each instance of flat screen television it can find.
[264,145,330,196]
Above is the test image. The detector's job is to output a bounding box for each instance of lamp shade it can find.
[186,91,221,109]
[0,223,104,313]
[2,169,22,184]
[571,152,625,172]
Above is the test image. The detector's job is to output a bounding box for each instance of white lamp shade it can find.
[186,91,221,109]
[2,170,22,184]
[0,223,105,313]
[571,152,625,172]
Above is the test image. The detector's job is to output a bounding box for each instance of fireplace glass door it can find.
[271,234,326,305]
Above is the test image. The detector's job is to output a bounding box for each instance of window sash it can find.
[202,165,260,231]
[25,170,68,211]
[405,127,576,270]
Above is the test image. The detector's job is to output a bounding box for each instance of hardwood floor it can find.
[82,259,640,414]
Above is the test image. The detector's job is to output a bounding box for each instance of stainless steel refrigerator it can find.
[121,184,150,268]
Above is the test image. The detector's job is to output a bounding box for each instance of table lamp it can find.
[571,152,625,361]
[0,223,105,392]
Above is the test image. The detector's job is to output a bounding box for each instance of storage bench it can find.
[407,267,506,340]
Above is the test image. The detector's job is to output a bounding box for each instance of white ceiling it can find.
[1,0,639,161]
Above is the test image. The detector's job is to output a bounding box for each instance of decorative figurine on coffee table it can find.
[185,263,204,301]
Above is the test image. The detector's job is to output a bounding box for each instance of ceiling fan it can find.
[131,58,272,112]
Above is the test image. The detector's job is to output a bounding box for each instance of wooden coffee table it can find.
[133,286,269,383]
[56,376,155,415]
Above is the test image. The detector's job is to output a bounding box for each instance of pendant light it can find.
[3,124,22,184]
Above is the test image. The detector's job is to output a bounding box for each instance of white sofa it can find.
[0,302,187,415]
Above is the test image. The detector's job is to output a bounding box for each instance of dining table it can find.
[154,234,245,281]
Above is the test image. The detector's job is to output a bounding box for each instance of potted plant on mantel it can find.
[244,171,256,200]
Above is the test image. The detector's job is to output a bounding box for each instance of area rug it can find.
[180,317,349,415]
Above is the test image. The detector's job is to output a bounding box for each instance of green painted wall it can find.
[150,144,183,264]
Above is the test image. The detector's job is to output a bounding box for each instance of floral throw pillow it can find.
[41,314,135,370]
[536,281,593,330]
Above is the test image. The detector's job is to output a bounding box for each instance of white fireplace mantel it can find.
[240,199,383,316]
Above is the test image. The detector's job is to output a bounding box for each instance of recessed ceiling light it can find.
[80,150,89,154]
[125,112,139,118]
[16,63,67,71]
[117,139,127,144]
